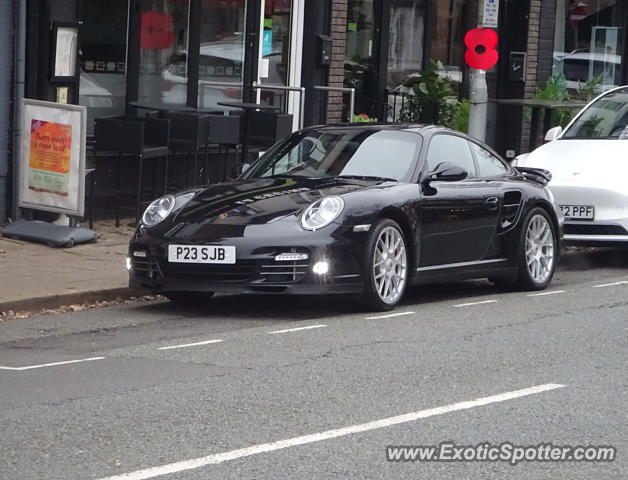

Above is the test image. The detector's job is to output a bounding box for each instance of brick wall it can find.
[537,0,556,84]
[520,0,542,152]
[519,0,557,152]
[327,0,347,123]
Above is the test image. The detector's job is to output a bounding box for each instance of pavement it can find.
[0,249,626,479]
[0,216,621,318]
[0,219,144,315]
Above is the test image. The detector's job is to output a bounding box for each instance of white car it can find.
[514,85,628,245]
[553,51,622,91]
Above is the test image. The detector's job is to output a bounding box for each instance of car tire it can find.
[163,291,215,305]
[361,218,409,311]
[493,207,557,291]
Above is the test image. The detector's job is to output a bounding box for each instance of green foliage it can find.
[447,98,470,133]
[534,73,570,102]
[574,75,604,102]
[527,73,604,128]
[525,74,571,127]
[352,113,378,123]
[401,59,456,124]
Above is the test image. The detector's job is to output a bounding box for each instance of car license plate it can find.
[168,245,236,264]
[559,205,595,220]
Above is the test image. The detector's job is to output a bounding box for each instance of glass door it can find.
[257,0,304,130]
[79,0,129,133]
[344,0,376,117]
[137,0,190,106]
[196,0,247,109]
[386,0,425,91]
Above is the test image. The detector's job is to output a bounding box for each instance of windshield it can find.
[242,129,420,181]
[563,87,628,140]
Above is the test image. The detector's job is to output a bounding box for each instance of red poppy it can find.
[141,11,174,50]
[464,28,498,70]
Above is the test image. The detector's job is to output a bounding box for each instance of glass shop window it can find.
[79,0,128,133]
[553,0,626,90]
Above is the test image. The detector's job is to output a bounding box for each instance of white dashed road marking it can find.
[453,300,498,308]
[527,290,566,297]
[0,356,105,371]
[268,325,327,334]
[158,340,223,351]
[364,311,416,320]
[593,281,628,288]
[97,383,565,480]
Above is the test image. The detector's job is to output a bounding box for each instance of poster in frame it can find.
[18,99,87,217]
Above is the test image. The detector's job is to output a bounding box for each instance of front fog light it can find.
[313,261,329,275]
[126,257,132,271]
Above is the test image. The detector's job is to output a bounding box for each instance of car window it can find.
[469,142,509,177]
[426,134,477,177]
[243,129,420,182]
[563,87,628,139]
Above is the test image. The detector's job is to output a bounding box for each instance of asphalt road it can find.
[1,248,627,480]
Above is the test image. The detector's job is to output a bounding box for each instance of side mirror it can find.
[544,126,563,142]
[423,162,468,183]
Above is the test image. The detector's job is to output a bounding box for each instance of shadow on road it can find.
[559,247,628,271]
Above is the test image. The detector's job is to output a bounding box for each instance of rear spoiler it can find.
[514,166,552,185]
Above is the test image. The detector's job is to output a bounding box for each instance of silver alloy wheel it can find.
[373,226,407,304]
[525,214,555,284]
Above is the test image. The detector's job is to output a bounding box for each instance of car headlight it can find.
[301,196,344,231]
[142,194,176,227]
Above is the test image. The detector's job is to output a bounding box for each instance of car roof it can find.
[299,123,506,161]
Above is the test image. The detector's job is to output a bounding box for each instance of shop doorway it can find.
[79,0,129,133]
[256,0,305,130]
[344,0,427,120]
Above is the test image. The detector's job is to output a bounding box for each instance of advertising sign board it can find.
[19,99,87,217]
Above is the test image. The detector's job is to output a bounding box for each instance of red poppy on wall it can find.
[464,28,499,71]
[141,11,174,50]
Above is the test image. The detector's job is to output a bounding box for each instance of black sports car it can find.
[128,124,563,311]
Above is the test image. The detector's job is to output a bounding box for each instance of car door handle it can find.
[484,197,500,210]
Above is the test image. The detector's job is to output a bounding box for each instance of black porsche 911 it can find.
[128,124,563,311]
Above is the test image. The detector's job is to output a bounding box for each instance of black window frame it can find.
[467,139,513,179]
[125,0,261,111]
[422,132,478,180]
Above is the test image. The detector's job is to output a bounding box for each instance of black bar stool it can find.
[162,112,210,188]
[93,116,170,226]
[205,115,241,182]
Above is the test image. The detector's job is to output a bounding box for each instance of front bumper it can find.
[550,183,628,245]
[128,224,365,295]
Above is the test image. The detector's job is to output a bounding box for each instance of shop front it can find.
[552,0,627,90]
[26,0,314,134]
[343,0,473,120]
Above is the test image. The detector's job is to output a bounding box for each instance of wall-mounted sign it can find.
[465,28,499,70]
[51,23,80,83]
[482,0,500,29]
[19,100,87,216]
[508,51,526,82]
[262,30,273,56]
